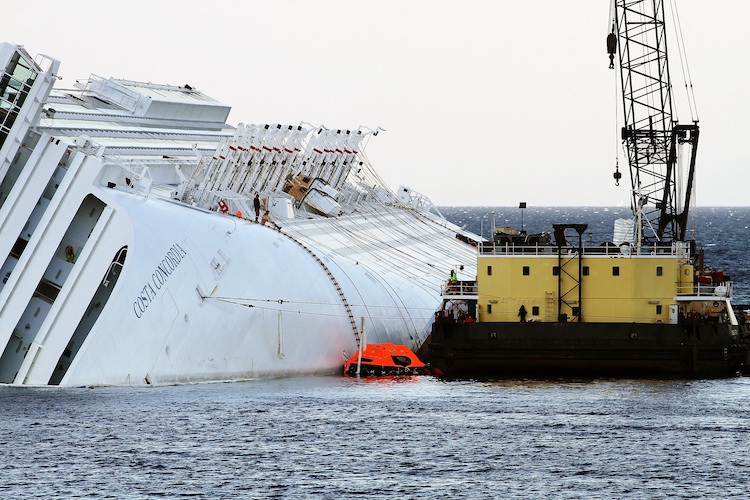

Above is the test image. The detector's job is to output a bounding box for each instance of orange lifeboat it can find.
[343,343,429,377]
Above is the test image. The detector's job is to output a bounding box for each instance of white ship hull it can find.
[0,43,477,386]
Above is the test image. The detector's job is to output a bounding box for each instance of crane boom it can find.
[611,0,698,243]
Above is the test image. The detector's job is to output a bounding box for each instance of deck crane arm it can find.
[610,0,698,243]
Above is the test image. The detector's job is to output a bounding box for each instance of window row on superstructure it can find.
[0,44,129,385]
[0,49,37,149]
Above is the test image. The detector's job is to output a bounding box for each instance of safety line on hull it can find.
[295,209,473,328]
[278,207,478,349]
[275,231,362,348]
[208,296,437,310]
[326,215,422,342]
[290,206,475,291]
[208,297,434,320]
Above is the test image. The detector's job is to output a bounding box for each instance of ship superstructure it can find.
[0,42,478,386]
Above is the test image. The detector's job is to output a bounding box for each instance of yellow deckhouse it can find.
[477,224,705,326]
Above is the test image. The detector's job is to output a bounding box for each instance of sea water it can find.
[3,377,750,498]
[1,207,749,498]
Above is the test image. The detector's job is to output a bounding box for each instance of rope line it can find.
[208,296,435,320]
[207,295,440,311]
[669,0,699,122]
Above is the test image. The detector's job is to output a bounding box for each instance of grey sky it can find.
[6,0,747,206]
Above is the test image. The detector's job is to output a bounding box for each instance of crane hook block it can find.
[607,32,617,69]
[613,167,622,186]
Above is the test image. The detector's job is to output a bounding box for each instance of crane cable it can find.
[668,0,699,241]
[669,0,699,123]
[612,71,622,187]
[609,2,622,187]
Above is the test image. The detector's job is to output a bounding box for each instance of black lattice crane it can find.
[609,0,699,244]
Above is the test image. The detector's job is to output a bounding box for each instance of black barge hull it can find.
[430,321,748,378]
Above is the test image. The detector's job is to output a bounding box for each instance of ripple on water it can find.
[3,376,750,497]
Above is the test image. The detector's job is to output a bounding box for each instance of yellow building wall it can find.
[477,255,688,323]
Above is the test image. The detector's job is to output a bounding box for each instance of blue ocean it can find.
[2,207,749,499]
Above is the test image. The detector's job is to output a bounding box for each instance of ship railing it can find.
[396,186,444,218]
[478,241,690,257]
[441,280,478,297]
[76,75,140,112]
[677,281,733,298]
[102,159,153,198]
[32,53,57,74]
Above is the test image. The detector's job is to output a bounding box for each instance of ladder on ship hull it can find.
[282,232,362,349]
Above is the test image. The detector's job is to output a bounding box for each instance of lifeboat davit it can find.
[343,343,429,377]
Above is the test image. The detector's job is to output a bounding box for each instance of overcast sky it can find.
[6,1,748,206]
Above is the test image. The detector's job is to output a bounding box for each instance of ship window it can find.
[612,266,620,276]
[522,266,530,276]
[656,266,663,276]
[572,307,580,317]
[656,305,663,314]
[487,265,492,276]
[583,266,589,276]
[552,266,559,276]
[10,237,28,258]
[532,306,539,316]
[487,304,492,314]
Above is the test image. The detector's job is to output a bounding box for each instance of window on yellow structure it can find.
[612,266,620,276]
[583,266,590,276]
[656,266,663,276]
[553,266,559,276]
[656,305,662,314]
[487,265,492,276]
[522,266,530,276]
[487,304,492,314]
[532,306,539,315]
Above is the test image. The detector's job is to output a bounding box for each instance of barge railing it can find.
[441,280,478,297]
[676,281,732,298]
[478,241,691,258]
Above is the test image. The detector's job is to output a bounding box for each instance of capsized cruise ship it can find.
[0,43,478,386]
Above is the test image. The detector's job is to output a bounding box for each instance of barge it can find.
[429,0,750,378]
[430,225,749,378]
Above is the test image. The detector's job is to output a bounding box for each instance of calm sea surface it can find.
[2,207,749,498]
